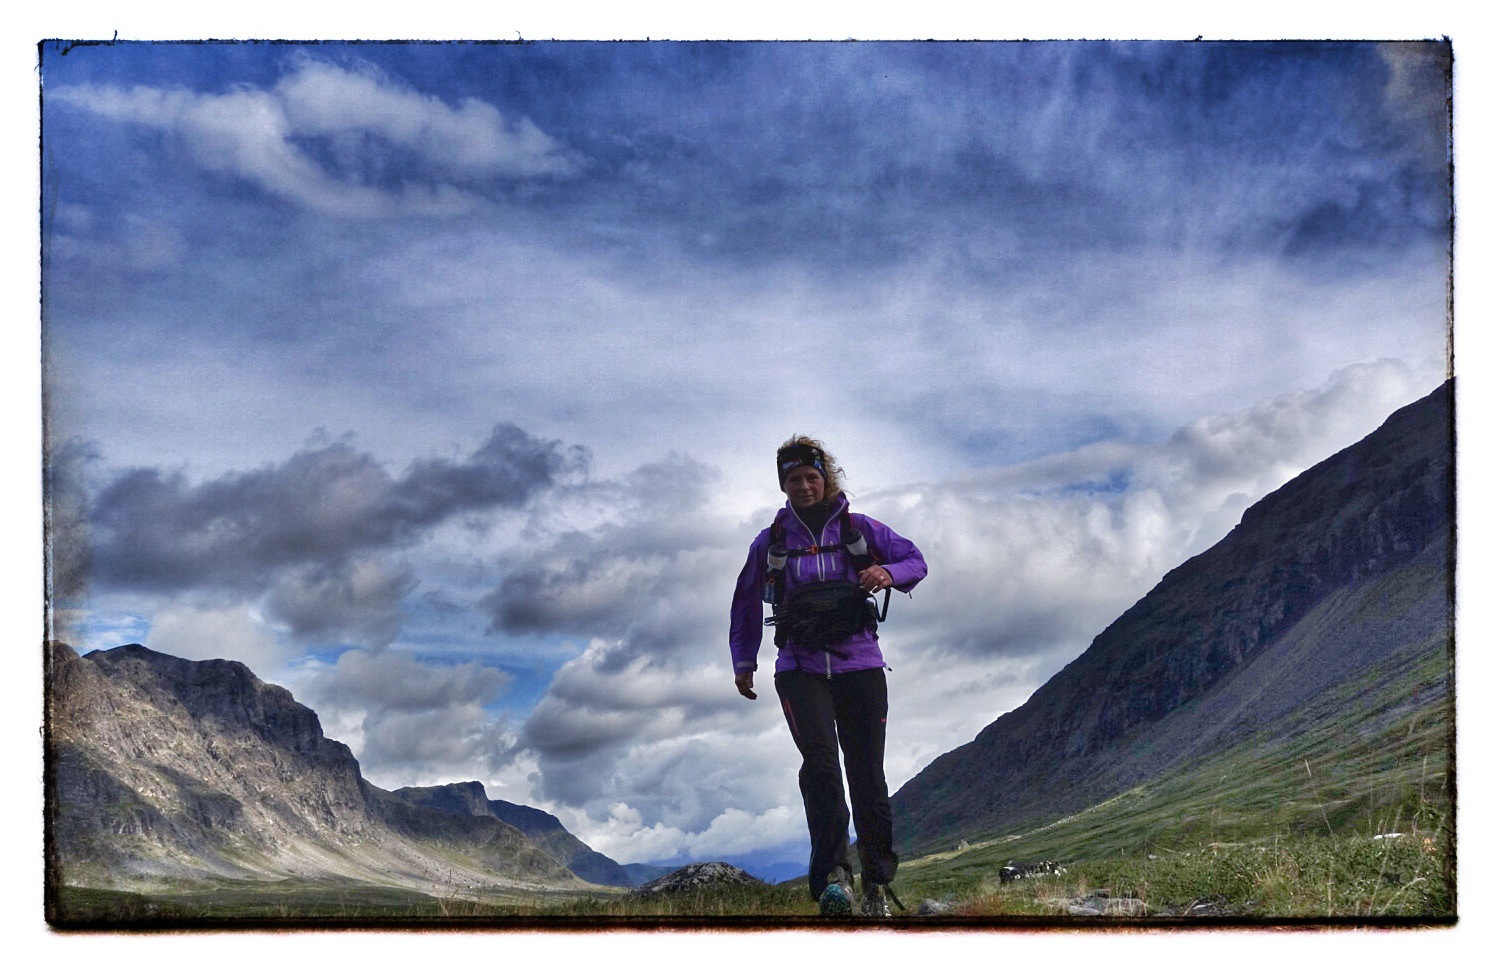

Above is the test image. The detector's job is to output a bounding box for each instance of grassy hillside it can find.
[886,616,1452,912]
[892,381,1454,856]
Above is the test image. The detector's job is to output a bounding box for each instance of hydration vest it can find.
[763,509,891,652]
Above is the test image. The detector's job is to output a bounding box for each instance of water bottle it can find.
[764,542,788,604]
[842,522,873,572]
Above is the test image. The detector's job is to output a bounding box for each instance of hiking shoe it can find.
[818,868,854,916]
[860,882,891,917]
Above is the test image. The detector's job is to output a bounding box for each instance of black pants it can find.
[774,666,897,901]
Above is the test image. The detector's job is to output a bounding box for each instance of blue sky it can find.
[38,38,1452,868]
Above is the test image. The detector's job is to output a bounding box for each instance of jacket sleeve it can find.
[858,514,928,593]
[729,529,770,672]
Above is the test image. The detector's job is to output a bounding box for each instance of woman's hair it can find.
[779,434,847,498]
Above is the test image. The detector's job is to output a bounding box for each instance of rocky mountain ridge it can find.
[45,642,611,897]
[891,380,1454,853]
[393,781,631,887]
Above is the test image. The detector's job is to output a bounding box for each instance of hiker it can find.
[729,436,928,917]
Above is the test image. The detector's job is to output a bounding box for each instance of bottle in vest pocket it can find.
[764,541,788,604]
[842,520,873,572]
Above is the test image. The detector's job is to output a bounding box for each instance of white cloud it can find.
[275,57,576,178]
[49,57,577,218]
[685,805,803,858]
[282,648,519,789]
[567,801,805,865]
[146,601,292,674]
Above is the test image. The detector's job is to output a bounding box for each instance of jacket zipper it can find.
[789,497,845,678]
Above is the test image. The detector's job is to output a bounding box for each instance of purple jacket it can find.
[730,492,927,677]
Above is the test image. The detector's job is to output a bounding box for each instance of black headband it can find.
[776,444,827,487]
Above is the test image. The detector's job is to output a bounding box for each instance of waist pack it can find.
[776,580,880,651]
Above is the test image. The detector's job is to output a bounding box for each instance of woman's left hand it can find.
[859,565,893,593]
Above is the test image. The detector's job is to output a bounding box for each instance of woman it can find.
[730,436,927,917]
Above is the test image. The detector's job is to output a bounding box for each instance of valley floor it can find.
[51,823,1452,928]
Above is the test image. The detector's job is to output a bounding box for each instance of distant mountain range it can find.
[890,379,1454,855]
[45,642,627,897]
[392,781,632,887]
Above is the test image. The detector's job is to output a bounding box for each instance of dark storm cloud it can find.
[264,557,416,649]
[479,454,729,644]
[86,422,585,592]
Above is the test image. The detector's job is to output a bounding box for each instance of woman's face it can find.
[783,465,827,509]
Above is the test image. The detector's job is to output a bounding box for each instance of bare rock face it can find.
[45,643,582,896]
[628,861,767,898]
[48,643,374,884]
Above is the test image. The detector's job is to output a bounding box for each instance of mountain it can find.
[45,643,594,899]
[393,782,631,887]
[891,380,1454,855]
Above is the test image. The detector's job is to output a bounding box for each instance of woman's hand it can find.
[735,671,758,700]
[859,565,893,593]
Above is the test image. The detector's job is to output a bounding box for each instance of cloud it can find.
[146,601,290,676]
[877,360,1424,658]
[265,556,415,649]
[43,437,97,603]
[87,423,581,593]
[574,801,805,865]
[275,56,577,179]
[58,422,582,653]
[284,649,517,789]
[480,454,733,645]
[48,57,579,218]
[1379,42,1452,165]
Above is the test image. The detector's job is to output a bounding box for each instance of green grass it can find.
[882,656,1455,921]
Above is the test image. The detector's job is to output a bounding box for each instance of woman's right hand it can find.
[735,671,758,700]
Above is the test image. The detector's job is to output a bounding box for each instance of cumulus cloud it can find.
[576,801,805,865]
[285,648,518,788]
[88,423,581,593]
[874,360,1423,660]
[48,57,578,218]
[265,556,415,650]
[481,454,734,646]
[147,601,290,676]
[59,422,582,653]
[275,57,576,178]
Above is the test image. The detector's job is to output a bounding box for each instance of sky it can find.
[35,36,1456,876]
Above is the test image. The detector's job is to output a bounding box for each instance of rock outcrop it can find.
[627,861,767,898]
